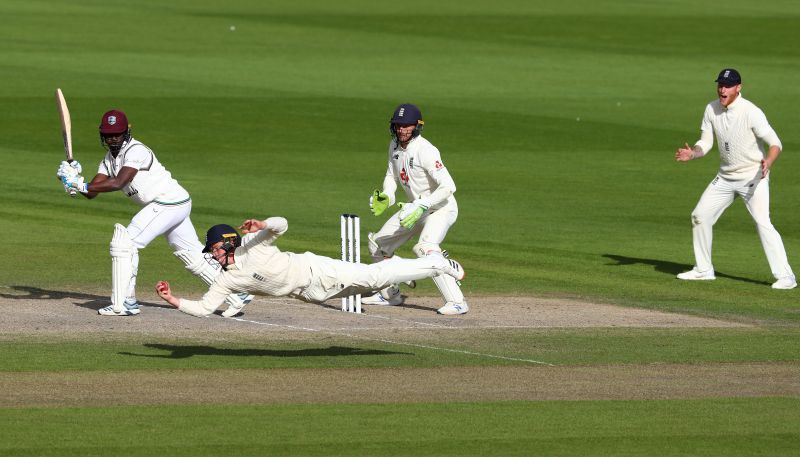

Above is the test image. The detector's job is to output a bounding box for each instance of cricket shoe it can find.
[772,275,797,290]
[443,258,465,282]
[361,285,403,306]
[437,301,469,315]
[676,268,715,281]
[98,298,140,316]
[222,292,254,317]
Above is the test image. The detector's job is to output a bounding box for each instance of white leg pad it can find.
[110,224,135,313]
[173,250,222,285]
[432,274,465,304]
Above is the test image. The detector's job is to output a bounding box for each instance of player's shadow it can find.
[120,343,409,359]
[0,285,173,310]
[603,254,770,286]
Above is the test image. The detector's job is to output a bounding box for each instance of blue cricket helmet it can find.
[389,103,424,140]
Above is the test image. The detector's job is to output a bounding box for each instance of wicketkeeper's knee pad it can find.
[173,250,222,286]
[412,241,441,258]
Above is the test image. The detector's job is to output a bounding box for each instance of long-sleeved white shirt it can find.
[381,135,457,210]
[694,95,782,180]
[177,217,313,316]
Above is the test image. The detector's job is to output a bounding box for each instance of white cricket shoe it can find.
[361,285,403,306]
[772,275,797,290]
[98,299,140,316]
[222,292,254,317]
[443,258,465,282]
[437,302,469,315]
[677,268,715,281]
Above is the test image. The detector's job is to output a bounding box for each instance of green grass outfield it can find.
[1,0,799,455]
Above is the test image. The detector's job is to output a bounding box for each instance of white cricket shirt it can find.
[382,135,457,210]
[695,95,782,181]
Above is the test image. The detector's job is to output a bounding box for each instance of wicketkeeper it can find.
[155,217,465,317]
[365,103,468,315]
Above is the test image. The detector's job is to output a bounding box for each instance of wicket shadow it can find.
[0,285,172,311]
[602,254,770,286]
[120,343,410,359]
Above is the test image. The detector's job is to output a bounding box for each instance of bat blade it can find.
[55,88,74,162]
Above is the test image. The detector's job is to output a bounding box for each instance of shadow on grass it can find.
[0,285,172,310]
[120,343,409,359]
[602,254,770,286]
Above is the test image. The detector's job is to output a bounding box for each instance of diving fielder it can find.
[58,109,252,315]
[675,68,796,289]
[155,217,465,317]
[366,103,468,315]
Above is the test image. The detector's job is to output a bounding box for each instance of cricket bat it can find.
[55,88,74,163]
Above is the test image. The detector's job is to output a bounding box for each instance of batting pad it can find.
[109,224,135,313]
[173,250,221,285]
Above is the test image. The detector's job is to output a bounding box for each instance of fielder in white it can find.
[154,217,465,317]
[675,68,796,289]
[366,103,468,315]
[57,109,252,316]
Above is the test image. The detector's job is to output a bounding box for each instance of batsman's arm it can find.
[84,167,138,196]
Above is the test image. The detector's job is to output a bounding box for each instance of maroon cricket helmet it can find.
[99,110,129,135]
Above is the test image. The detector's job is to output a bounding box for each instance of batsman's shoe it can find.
[677,268,715,281]
[772,275,797,290]
[437,301,469,315]
[443,258,465,282]
[222,292,254,317]
[361,285,403,306]
[98,299,140,316]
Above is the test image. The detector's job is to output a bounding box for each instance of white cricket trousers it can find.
[123,200,204,298]
[299,254,448,303]
[690,174,793,279]
[369,199,464,304]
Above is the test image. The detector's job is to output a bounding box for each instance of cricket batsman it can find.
[57,109,252,316]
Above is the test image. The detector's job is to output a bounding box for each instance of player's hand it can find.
[369,189,390,216]
[156,280,171,297]
[240,219,266,234]
[398,199,430,230]
[675,143,695,162]
[57,160,82,179]
[761,159,771,178]
[62,174,88,193]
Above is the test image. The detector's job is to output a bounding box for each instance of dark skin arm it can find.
[81,166,138,199]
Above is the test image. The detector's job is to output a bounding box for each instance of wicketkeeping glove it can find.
[369,189,390,216]
[397,198,430,229]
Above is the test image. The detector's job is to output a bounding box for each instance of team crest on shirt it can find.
[108,115,117,125]
[409,158,414,169]
[435,160,443,169]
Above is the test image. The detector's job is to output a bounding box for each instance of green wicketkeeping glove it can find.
[398,200,428,229]
[369,189,390,216]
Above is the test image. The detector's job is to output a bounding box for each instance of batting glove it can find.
[57,160,82,179]
[369,189,390,216]
[62,174,88,194]
[62,181,78,197]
